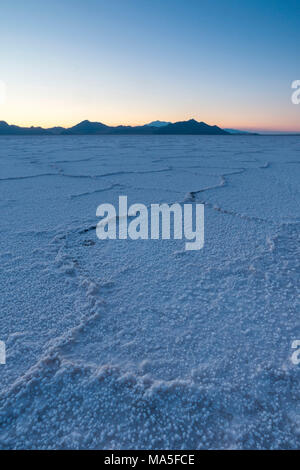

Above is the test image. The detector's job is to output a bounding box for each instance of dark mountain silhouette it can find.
[0,121,49,135]
[62,120,109,135]
[146,120,171,127]
[46,126,66,135]
[224,128,258,135]
[0,119,259,136]
[156,119,228,135]
[110,125,154,135]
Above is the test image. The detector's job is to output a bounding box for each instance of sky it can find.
[1,0,300,132]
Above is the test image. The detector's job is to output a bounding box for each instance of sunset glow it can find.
[1,0,300,132]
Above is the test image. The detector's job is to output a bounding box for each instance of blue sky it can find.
[1,0,300,131]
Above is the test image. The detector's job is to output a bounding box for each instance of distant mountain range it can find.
[224,128,255,135]
[146,120,172,127]
[0,119,258,136]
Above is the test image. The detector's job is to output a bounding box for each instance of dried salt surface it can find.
[0,135,299,449]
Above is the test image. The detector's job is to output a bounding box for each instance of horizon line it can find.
[1,118,300,135]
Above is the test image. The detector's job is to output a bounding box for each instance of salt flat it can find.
[0,135,299,449]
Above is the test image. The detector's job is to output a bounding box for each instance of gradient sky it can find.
[1,0,300,132]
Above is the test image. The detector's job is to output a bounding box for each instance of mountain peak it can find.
[63,120,109,135]
[146,120,171,128]
[155,119,229,135]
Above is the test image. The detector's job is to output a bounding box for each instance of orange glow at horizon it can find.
[1,85,300,133]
